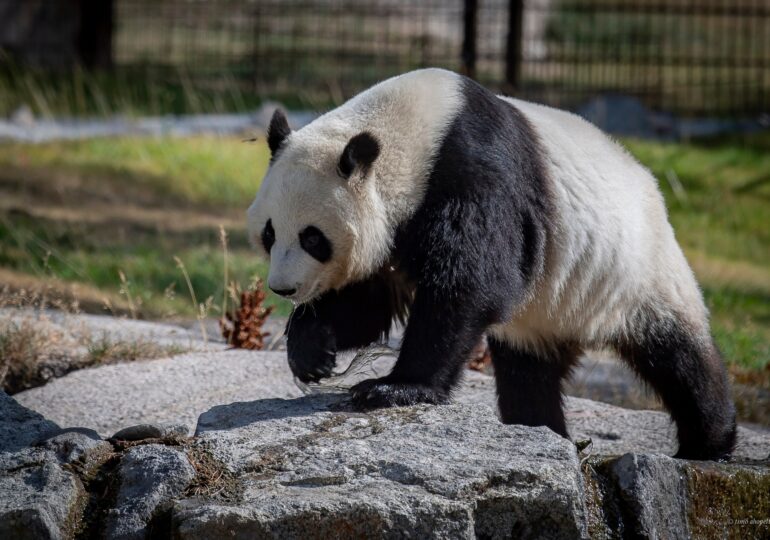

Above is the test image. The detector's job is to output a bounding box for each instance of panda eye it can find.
[261,219,275,253]
[304,233,319,248]
[299,226,332,263]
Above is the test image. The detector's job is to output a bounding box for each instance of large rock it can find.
[176,394,587,539]
[583,452,770,538]
[39,427,112,465]
[0,448,85,540]
[106,445,195,540]
[0,394,72,538]
[6,312,770,538]
[610,453,690,537]
[6,323,770,539]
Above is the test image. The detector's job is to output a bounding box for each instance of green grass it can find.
[0,137,270,207]
[624,134,770,268]
[0,135,291,318]
[624,133,770,370]
[0,61,263,118]
[0,133,767,369]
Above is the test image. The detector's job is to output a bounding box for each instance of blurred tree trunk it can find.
[77,0,114,69]
[0,0,113,69]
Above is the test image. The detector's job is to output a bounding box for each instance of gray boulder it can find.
[39,427,112,465]
[17,351,769,461]
[0,448,84,540]
[105,444,195,540]
[611,453,689,538]
[178,394,587,539]
[0,393,97,538]
[111,423,190,442]
[585,452,770,539]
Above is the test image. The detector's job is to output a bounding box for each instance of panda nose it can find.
[270,287,296,297]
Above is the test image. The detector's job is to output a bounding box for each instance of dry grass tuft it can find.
[0,315,75,393]
[0,300,189,393]
[184,444,241,501]
[85,335,188,367]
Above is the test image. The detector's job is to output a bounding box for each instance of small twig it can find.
[578,439,594,470]
[219,225,229,323]
[664,168,688,203]
[174,256,209,347]
[118,270,137,320]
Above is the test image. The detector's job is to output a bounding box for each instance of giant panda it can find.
[247,68,736,461]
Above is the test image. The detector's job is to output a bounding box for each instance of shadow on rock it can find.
[194,393,350,435]
[0,391,60,453]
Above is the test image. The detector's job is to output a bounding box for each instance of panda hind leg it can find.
[614,312,737,461]
[488,337,580,438]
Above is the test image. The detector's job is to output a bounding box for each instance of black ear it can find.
[338,132,381,179]
[267,109,291,157]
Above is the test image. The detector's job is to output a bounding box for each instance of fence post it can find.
[462,0,478,79]
[77,0,114,69]
[505,0,524,92]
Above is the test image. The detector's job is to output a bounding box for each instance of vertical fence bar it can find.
[505,0,524,92]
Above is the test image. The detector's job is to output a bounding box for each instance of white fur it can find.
[490,97,708,351]
[247,69,462,302]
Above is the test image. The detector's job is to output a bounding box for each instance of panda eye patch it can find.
[299,226,332,263]
[261,219,275,253]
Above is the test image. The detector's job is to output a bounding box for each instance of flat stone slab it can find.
[15,350,298,437]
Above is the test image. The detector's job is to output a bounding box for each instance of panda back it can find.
[495,97,706,343]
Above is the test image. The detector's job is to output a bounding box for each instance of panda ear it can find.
[267,109,291,157]
[337,132,380,180]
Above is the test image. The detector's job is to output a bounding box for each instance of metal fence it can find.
[73,0,770,116]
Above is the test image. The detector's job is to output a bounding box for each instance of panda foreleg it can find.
[287,275,397,383]
[351,285,487,409]
[488,337,579,437]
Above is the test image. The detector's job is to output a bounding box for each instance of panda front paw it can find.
[350,378,448,409]
[286,318,337,383]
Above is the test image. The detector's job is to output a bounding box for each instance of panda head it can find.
[247,109,389,304]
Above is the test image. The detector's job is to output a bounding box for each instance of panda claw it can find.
[350,378,448,410]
